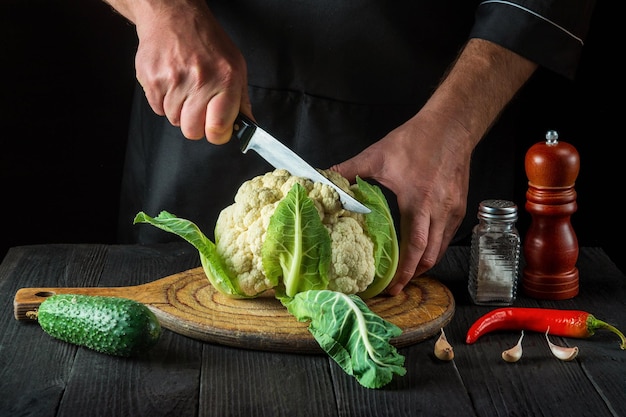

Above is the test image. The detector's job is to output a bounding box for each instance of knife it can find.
[232,113,371,214]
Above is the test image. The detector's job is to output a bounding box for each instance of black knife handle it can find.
[232,113,257,152]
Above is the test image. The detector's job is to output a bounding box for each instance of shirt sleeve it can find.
[469,0,597,79]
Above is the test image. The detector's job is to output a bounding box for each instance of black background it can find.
[1,1,622,272]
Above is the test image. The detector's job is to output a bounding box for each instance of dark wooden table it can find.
[1,243,624,417]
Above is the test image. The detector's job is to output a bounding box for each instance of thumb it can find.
[329,147,379,183]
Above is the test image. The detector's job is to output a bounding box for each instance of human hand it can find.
[132,1,251,143]
[331,110,475,295]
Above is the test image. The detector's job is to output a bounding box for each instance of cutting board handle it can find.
[12,267,201,320]
[14,285,151,320]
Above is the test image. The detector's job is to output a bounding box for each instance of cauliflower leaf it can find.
[281,289,406,389]
[133,211,252,298]
[353,177,399,299]
[262,183,331,297]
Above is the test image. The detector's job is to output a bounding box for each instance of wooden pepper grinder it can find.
[522,130,580,299]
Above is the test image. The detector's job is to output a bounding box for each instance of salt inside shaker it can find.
[468,199,521,306]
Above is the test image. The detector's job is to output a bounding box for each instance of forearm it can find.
[102,0,209,26]
[102,0,159,24]
[422,38,538,151]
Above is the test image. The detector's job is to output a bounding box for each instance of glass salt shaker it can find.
[468,199,521,306]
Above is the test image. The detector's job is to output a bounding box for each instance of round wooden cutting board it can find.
[14,267,455,354]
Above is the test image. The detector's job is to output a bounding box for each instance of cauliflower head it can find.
[133,168,398,300]
[214,169,375,297]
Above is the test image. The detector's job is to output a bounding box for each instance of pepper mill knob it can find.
[522,130,580,299]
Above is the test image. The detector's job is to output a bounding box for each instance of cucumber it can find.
[36,294,162,357]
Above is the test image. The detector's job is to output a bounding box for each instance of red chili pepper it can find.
[466,307,626,350]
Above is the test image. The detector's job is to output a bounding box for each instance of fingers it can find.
[183,71,251,143]
[144,83,234,142]
[140,78,166,118]
[386,198,464,295]
[177,89,238,143]
[178,89,210,141]
[387,221,427,296]
[203,88,248,145]
[143,81,247,143]
[141,72,246,143]
[387,207,439,296]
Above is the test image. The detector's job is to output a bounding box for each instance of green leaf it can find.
[353,177,399,299]
[262,183,332,298]
[133,211,250,298]
[282,289,406,389]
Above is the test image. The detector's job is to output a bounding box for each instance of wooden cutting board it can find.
[14,267,455,354]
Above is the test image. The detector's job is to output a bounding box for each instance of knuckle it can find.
[418,255,436,271]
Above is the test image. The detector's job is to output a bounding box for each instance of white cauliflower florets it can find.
[214,169,375,296]
[327,217,376,293]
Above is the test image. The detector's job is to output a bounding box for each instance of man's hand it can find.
[105,0,251,143]
[332,38,537,295]
[331,110,472,296]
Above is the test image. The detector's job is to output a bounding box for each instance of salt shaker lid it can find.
[478,199,518,221]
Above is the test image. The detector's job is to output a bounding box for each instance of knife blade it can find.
[232,113,371,214]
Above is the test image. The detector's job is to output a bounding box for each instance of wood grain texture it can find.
[3,243,624,417]
[14,266,454,353]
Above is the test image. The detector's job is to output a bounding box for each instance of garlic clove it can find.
[502,330,524,363]
[545,329,579,361]
[434,328,454,361]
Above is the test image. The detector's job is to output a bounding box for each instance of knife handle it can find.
[232,113,257,152]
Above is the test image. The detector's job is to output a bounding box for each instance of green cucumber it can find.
[35,294,161,357]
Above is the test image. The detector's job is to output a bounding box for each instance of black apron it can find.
[117,0,593,245]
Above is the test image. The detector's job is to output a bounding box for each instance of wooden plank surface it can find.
[439,247,626,417]
[1,243,624,417]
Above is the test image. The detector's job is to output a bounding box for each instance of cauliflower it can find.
[215,169,375,297]
[132,171,403,389]
[134,168,398,300]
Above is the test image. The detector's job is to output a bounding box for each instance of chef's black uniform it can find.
[118,0,595,245]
